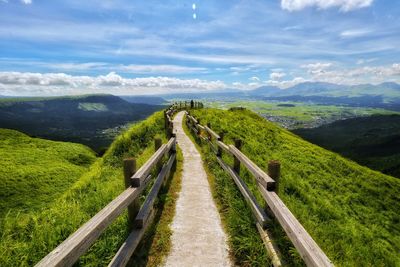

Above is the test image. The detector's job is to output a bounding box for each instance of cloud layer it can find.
[281,0,374,12]
[268,63,400,88]
[0,72,226,96]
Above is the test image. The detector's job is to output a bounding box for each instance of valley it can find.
[207,100,399,129]
[0,94,164,153]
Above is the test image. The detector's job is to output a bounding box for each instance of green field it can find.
[0,111,170,266]
[207,100,400,129]
[78,102,109,112]
[190,108,400,266]
[0,129,96,217]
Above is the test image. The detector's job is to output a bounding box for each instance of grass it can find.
[190,108,400,267]
[0,129,96,218]
[0,111,175,266]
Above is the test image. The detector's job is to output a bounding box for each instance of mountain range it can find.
[160,82,400,110]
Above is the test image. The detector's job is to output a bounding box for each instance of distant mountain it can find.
[378,82,400,90]
[160,88,246,100]
[120,95,167,105]
[250,82,400,98]
[247,86,281,97]
[283,82,346,96]
[0,94,163,152]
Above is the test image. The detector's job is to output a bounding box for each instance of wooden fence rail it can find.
[184,109,334,267]
[36,116,177,267]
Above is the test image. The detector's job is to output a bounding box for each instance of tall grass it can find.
[0,111,169,266]
[190,108,400,266]
[0,129,96,218]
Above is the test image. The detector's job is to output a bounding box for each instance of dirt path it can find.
[164,111,231,267]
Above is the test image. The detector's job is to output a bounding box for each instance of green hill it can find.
[0,129,96,218]
[0,111,168,266]
[190,108,400,266]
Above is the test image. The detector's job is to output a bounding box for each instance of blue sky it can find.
[0,0,399,95]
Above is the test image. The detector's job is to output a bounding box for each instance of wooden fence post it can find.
[168,122,174,138]
[197,119,201,137]
[123,158,139,228]
[217,132,224,157]
[155,138,163,171]
[268,160,281,193]
[234,139,243,173]
[164,110,168,130]
[207,123,212,140]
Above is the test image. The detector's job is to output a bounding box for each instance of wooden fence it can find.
[36,118,177,267]
[184,109,334,267]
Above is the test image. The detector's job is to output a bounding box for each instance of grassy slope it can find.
[294,114,400,179]
[0,129,96,217]
[191,108,400,267]
[0,111,169,266]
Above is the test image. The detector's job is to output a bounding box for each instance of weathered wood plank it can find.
[187,115,198,124]
[165,137,176,154]
[216,157,269,228]
[123,158,139,228]
[108,210,155,267]
[258,186,334,267]
[216,141,230,154]
[189,125,198,134]
[134,153,176,228]
[229,145,276,191]
[197,124,205,131]
[204,126,220,140]
[131,142,171,187]
[35,184,151,267]
[256,223,283,267]
[233,139,243,173]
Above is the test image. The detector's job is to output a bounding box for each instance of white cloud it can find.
[266,77,308,88]
[231,81,261,90]
[301,62,332,70]
[264,63,400,88]
[249,76,260,82]
[21,0,31,4]
[302,63,400,85]
[0,72,227,96]
[340,29,372,38]
[0,59,208,75]
[120,64,207,74]
[270,72,286,81]
[301,62,333,75]
[281,0,373,12]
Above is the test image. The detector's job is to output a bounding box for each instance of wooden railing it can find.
[185,110,334,267]
[36,119,177,267]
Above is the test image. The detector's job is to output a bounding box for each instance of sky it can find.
[0,0,399,96]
